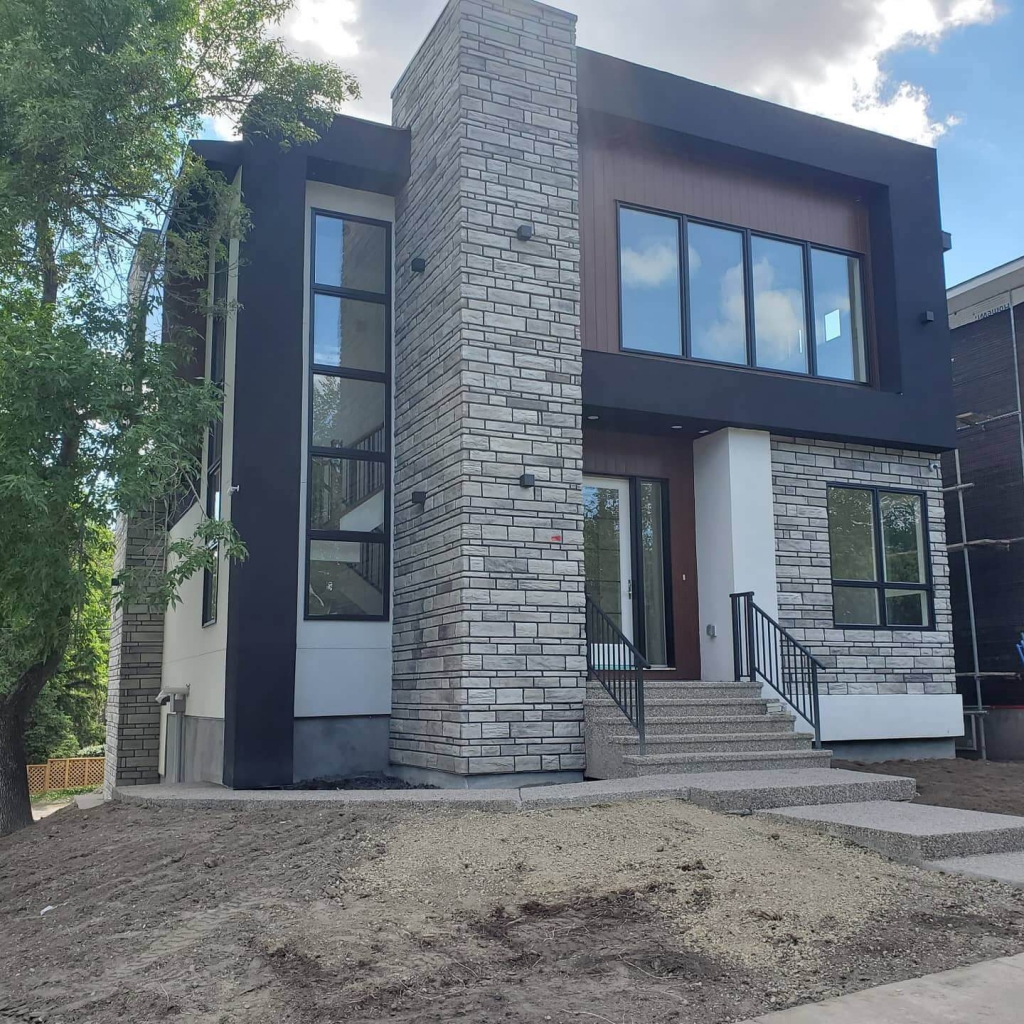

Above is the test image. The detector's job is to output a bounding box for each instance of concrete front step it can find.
[590,713,798,736]
[611,732,815,754]
[619,748,832,776]
[586,696,773,718]
[761,800,1024,863]
[589,680,763,698]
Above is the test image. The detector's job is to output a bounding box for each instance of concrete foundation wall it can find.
[293,717,390,781]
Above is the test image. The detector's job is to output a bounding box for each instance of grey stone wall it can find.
[772,436,955,696]
[103,511,165,795]
[390,0,586,778]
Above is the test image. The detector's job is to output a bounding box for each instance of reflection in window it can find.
[638,481,669,666]
[752,236,808,374]
[310,456,386,534]
[311,375,386,451]
[619,208,682,356]
[312,295,386,372]
[307,539,386,618]
[314,216,388,294]
[582,484,624,629]
[688,223,747,365]
[827,486,931,628]
[812,249,867,382]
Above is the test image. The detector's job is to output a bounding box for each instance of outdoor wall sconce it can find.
[519,473,536,488]
[411,257,426,273]
[920,310,936,324]
[412,490,427,506]
[516,224,534,242]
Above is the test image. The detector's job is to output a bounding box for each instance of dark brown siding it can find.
[583,428,701,679]
[580,126,871,355]
[942,301,1024,701]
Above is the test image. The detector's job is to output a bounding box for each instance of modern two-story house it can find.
[105,0,963,793]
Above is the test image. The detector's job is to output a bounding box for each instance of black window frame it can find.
[615,202,871,386]
[826,482,935,631]
[305,208,392,622]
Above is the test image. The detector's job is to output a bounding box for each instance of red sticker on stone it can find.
[551,535,562,542]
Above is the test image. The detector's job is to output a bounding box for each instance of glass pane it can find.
[886,589,930,627]
[310,456,386,533]
[206,466,221,521]
[314,215,387,294]
[752,236,808,374]
[312,294,386,372]
[812,249,867,382]
[619,208,682,356]
[833,586,880,626]
[308,539,385,617]
[583,484,624,629]
[880,492,926,584]
[687,222,747,365]
[639,481,669,666]
[312,375,386,452]
[827,488,877,581]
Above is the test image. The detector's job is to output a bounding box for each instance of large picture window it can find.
[306,211,391,620]
[827,485,932,628]
[617,204,868,383]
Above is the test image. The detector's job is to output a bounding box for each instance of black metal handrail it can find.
[585,594,649,754]
[730,592,823,747]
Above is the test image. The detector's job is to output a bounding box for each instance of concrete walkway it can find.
[737,953,1024,1022]
[112,767,912,814]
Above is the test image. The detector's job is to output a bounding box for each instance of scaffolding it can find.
[945,274,1024,760]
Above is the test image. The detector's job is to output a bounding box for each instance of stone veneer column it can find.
[390,0,586,781]
[103,510,165,795]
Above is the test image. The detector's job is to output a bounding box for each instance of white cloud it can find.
[269,0,1000,146]
[621,242,679,289]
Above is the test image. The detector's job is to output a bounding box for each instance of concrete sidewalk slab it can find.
[736,953,1024,1022]
[926,850,1024,887]
[115,767,916,815]
[762,800,1024,862]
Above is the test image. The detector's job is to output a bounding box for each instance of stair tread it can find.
[622,749,829,765]
[610,732,813,744]
[591,714,795,724]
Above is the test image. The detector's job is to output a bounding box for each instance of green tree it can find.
[0,0,358,836]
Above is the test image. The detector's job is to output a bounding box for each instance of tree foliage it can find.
[0,0,358,835]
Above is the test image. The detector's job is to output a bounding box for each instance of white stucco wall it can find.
[693,428,779,681]
[294,181,396,718]
[160,176,241,725]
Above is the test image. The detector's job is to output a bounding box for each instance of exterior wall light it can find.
[920,310,935,324]
[516,224,534,242]
[411,257,426,273]
[519,473,536,488]
[412,490,427,505]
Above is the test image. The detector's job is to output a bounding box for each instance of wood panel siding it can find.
[583,427,701,679]
[580,124,871,355]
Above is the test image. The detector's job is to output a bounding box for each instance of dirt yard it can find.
[2,799,1024,1024]
[834,757,1024,817]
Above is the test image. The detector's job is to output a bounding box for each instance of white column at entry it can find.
[693,428,779,681]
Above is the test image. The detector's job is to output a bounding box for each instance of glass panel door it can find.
[582,476,634,642]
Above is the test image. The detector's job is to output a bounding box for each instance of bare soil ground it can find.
[2,799,1024,1024]
[834,757,1024,817]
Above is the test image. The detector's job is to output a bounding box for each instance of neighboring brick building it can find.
[108,0,962,792]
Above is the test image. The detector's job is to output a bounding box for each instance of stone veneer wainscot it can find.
[772,436,955,697]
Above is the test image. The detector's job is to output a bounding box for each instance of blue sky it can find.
[220,1,1022,290]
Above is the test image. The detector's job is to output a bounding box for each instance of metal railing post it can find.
[745,595,757,684]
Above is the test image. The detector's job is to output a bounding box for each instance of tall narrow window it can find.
[752,236,809,375]
[306,211,391,620]
[202,255,228,627]
[687,222,747,365]
[637,480,671,667]
[811,248,867,382]
[827,485,932,628]
[619,207,683,356]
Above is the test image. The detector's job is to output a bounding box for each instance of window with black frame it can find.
[202,255,228,627]
[306,211,391,620]
[826,485,932,628]
[618,205,869,383]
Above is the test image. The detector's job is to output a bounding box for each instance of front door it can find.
[582,476,635,642]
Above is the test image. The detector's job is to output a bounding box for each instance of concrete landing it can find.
[114,767,914,814]
[762,800,1024,862]
[736,953,1024,1023]
[926,850,1024,887]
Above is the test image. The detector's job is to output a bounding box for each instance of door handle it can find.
[627,579,633,600]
